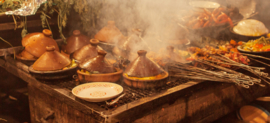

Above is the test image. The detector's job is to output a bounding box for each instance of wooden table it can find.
[0,56,269,123]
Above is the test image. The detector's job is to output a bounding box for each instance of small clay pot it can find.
[61,30,90,54]
[33,46,71,71]
[22,29,59,58]
[72,39,103,63]
[79,49,115,73]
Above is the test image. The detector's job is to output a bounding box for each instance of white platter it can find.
[72,82,123,102]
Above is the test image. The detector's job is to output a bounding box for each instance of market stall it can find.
[1,0,270,122]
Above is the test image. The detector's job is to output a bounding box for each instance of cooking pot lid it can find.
[33,46,71,71]
[124,50,165,77]
[79,50,115,73]
[62,30,90,54]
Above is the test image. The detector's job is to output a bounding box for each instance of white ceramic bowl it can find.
[72,82,123,102]
[189,1,220,9]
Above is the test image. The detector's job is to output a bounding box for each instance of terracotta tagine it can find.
[94,21,125,44]
[15,50,37,66]
[16,50,37,60]
[22,29,59,58]
[61,30,90,54]
[123,50,169,89]
[79,50,115,73]
[72,39,103,63]
[77,50,123,82]
[32,46,71,71]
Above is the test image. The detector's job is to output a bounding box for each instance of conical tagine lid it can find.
[94,21,125,44]
[72,39,103,62]
[124,50,165,77]
[79,50,115,73]
[62,30,90,54]
[22,29,59,58]
[33,46,71,71]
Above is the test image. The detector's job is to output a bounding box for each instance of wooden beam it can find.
[0,19,57,31]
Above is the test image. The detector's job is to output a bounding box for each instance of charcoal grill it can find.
[1,55,270,123]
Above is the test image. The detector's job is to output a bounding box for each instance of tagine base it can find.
[123,71,169,89]
[29,65,78,80]
[77,69,123,83]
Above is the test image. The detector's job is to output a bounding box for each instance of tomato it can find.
[186,57,195,61]
[230,39,237,46]
[254,44,263,49]
[238,41,243,46]
[265,49,270,51]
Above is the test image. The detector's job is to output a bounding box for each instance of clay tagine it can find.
[32,46,71,71]
[94,21,125,44]
[123,50,169,89]
[72,39,103,63]
[79,50,115,73]
[61,30,90,54]
[124,50,165,77]
[22,29,59,58]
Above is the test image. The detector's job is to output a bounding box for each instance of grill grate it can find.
[40,77,190,110]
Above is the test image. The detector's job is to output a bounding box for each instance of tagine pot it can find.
[77,50,123,83]
[15,50,37,66]
[123,50,168,89]
[29,46,77,79]
[61,30,90,55]
[32,46,71,71]
[72,39,103,63]
[94,21,125,44]
[22,29,59,58]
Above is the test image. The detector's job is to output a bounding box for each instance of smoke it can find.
[96,0,191,61]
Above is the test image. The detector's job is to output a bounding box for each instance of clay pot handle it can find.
[73,30,81,36]
[43,29,52,37]
[90,39,99,46]
[137,50,147,56]
[97,50,107,56]
[46,46,55,51]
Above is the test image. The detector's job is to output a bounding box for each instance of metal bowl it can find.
[230,27,267,42]
[237,45,270,57]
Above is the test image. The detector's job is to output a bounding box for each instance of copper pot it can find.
[61,30,90,54]
[79,50,115,73]
[72,39,103,63]
[33,46,71,71]
[22,29,59,58]
[94,21,125,44]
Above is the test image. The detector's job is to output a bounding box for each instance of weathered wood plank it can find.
[28,84,102,123]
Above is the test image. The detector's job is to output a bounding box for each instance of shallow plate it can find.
[72,82,123,102]
[189,1,220,9]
